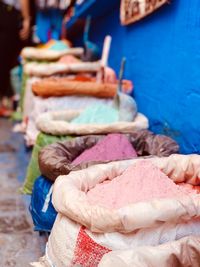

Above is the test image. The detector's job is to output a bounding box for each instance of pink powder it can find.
[72,134,137,166]
[87,161,196,209]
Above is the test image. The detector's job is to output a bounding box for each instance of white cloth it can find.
[36,0,70,10]
[2,0,21,10]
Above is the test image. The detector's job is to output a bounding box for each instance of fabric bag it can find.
[23,129,178,195]
[23,61,100,77]
[24,91,112,146]
[21,133,70,194]
[38,131,179,182]
[32,154,200,267]
[32,77,133,98]
[99,236,200,267]
[21,47,83,61]
[36,110,148,136]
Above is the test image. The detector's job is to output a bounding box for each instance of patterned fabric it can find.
[2,0,21,10]
[36,0,71,10]
[72,227,111,267]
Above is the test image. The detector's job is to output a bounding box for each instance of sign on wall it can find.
[120,0,169,25]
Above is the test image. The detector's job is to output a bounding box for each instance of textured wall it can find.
[88,0,200,153]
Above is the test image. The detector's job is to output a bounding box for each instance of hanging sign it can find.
[120,0,169,25]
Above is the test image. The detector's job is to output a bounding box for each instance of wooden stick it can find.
[101,35,112,67]
[96,35,112,83]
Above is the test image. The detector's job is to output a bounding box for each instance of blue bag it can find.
[29,176,57,232]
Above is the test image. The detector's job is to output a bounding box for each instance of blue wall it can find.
[87,0,200,154]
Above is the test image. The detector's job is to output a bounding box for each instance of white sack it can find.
[24,61,101,77]
[25,96,113,146]
[21,47,83,61]
[36,110,148,136]
[32,155,200,267]
[99,236,200,267]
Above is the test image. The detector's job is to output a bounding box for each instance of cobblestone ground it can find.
[0,119,46,266]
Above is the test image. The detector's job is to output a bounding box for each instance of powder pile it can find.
[87,161,196,209]
[72,104,118,124]
[72,134,137,166]
[49,40,69,51]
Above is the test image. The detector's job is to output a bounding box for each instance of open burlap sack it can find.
[23,129,178,194]
[32,77,133,98]
[52,155,200,233]
[28,132,178,234]
[24,61,101,77]
[36,110,148,136]
[32,78,117,98]
[39,131,179,182]
[32,77,117,98]
[32,155,200,267]
[25,93,113,146]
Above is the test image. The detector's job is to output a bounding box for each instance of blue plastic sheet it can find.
[29,176,57,232]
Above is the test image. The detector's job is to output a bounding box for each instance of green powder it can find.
[72,104,119,124]
[49,41,69,51]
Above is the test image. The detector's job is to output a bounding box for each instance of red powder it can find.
[72,134,137,166]
[87,161,196,209]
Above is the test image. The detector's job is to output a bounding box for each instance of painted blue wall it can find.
[85,0,200,154]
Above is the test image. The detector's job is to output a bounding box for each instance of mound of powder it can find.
[72,104,118,124]
[87,161,196,209]
[72,134,137,166]
[49,40,69,51]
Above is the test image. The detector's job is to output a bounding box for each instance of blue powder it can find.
[72,104,119,124]
[49,41,69,51]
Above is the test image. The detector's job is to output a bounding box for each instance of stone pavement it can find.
[0,119,46,266]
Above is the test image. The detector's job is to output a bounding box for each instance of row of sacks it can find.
[18,39,134,147]
[19,38,199,267]
[22,130,179,194]
[23,91,140,146]
[18,40,100,145]
[28,131,179,232]
[19,79,200,265]
[21,102,150,194]
[21,77,134,146]
[31,154,200,267]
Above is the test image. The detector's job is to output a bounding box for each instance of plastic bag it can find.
[39,131,179,182]
[21,133,70,194]
[30,176,57,232]
[114,93,137,122]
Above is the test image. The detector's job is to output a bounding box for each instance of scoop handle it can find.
[84,16,91,43]
[118,57,126,93]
